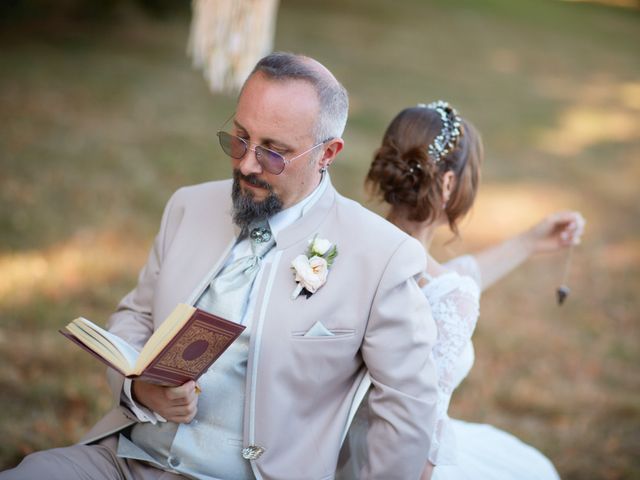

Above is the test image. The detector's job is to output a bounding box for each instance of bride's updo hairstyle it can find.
[366,101,483,235]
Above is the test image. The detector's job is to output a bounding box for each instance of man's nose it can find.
[237,146,263,176]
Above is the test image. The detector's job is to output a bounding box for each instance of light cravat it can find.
[197,221,275,324]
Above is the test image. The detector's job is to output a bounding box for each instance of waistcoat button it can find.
[241,445,265,460]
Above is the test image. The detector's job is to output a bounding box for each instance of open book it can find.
[60,303,245,386]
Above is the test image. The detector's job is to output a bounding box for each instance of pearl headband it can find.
[417,100,462,163]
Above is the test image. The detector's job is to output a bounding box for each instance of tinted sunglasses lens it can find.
[255,146,285,174]
[218,132,246,159]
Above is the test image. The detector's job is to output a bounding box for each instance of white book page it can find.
[74,318,141,372]
[66,322,122,363]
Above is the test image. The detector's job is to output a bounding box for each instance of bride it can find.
[340,101,584,479]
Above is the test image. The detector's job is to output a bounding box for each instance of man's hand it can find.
[420,461,434,480]
[132,380,200,423]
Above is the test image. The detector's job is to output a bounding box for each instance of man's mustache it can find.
[234,170,273,191]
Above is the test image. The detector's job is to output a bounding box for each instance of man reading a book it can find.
[1,53,438,480]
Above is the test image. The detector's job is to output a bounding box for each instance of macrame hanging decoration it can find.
[187,0,280,94]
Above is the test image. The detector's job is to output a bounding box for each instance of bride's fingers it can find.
[574,213,586,236]
[552,211,585,245]
[566,213,586,244]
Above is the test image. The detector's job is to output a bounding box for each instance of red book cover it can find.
[136,309,245,386]
[60,307,245,386]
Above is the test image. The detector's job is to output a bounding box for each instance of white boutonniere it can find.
[291,236,338,300]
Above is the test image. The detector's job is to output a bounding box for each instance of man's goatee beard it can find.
[231,170,283,231]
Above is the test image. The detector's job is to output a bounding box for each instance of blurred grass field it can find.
[1,0,639,478]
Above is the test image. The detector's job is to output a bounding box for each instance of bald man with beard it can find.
[1,53,438,480]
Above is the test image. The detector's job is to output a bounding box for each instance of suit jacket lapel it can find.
[178,181,239,307]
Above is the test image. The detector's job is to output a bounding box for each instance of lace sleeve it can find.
[422,272,480,465]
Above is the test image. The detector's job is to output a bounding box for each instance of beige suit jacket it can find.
[81,178,438,480]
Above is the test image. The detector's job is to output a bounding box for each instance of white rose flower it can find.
[310,237,332,256]
[291,254,329,299]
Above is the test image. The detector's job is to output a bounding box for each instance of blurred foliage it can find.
[0,0,186,24]
[0,1,639,479]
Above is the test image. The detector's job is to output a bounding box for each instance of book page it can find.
[72,318,141,372]
[65,321,124,369]
[135,303,196,372]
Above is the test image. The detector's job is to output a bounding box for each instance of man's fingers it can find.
[159,381,199,413]
[164,381,197,400]
[162,402,198,423]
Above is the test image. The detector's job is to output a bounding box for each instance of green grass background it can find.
[1,1,639,478]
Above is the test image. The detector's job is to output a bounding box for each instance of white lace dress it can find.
[336,255,560,480]
[426,255,560,480]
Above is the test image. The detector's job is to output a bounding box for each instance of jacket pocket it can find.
[291,328,355,339]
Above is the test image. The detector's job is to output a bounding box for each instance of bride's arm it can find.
[423,267,480,466]
[472,210,585,291]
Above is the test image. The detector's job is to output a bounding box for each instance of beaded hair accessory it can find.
[417,100,462,163]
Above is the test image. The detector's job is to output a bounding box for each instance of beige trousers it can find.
[0,435,185,480]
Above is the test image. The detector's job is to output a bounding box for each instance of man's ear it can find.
[319,138,344,170]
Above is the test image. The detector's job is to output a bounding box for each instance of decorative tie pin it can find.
[250,227,272,243]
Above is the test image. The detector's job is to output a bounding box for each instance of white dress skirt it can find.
[432,419,560,480]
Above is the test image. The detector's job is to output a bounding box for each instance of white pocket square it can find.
[303,321,335,337]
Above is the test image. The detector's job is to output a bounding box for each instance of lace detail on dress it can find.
[422,255,481,465]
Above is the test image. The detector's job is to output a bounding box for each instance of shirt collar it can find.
[268,173,329,238]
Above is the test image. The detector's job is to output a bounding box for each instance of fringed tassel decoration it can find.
[188,0,280,94]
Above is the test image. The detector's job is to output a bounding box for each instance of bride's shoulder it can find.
[442,255,482,288]
[419,254,481,299]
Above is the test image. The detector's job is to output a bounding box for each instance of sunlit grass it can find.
[564,0,640,8]
[537,79,640,156]
[0,230,147,313]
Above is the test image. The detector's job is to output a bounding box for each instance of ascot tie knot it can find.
[196,221,275,324]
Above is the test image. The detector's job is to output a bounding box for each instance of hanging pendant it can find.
[556,285,570,305]
[556,245,574,306]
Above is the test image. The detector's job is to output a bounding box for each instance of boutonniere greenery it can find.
[290,236,338,300]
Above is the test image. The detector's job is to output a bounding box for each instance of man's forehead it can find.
[239,73,318,104]
[236,75,319,139]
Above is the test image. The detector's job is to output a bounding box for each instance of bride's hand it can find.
[524,211,585,254]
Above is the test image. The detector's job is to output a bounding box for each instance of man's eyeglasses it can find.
[217,131,328,175]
